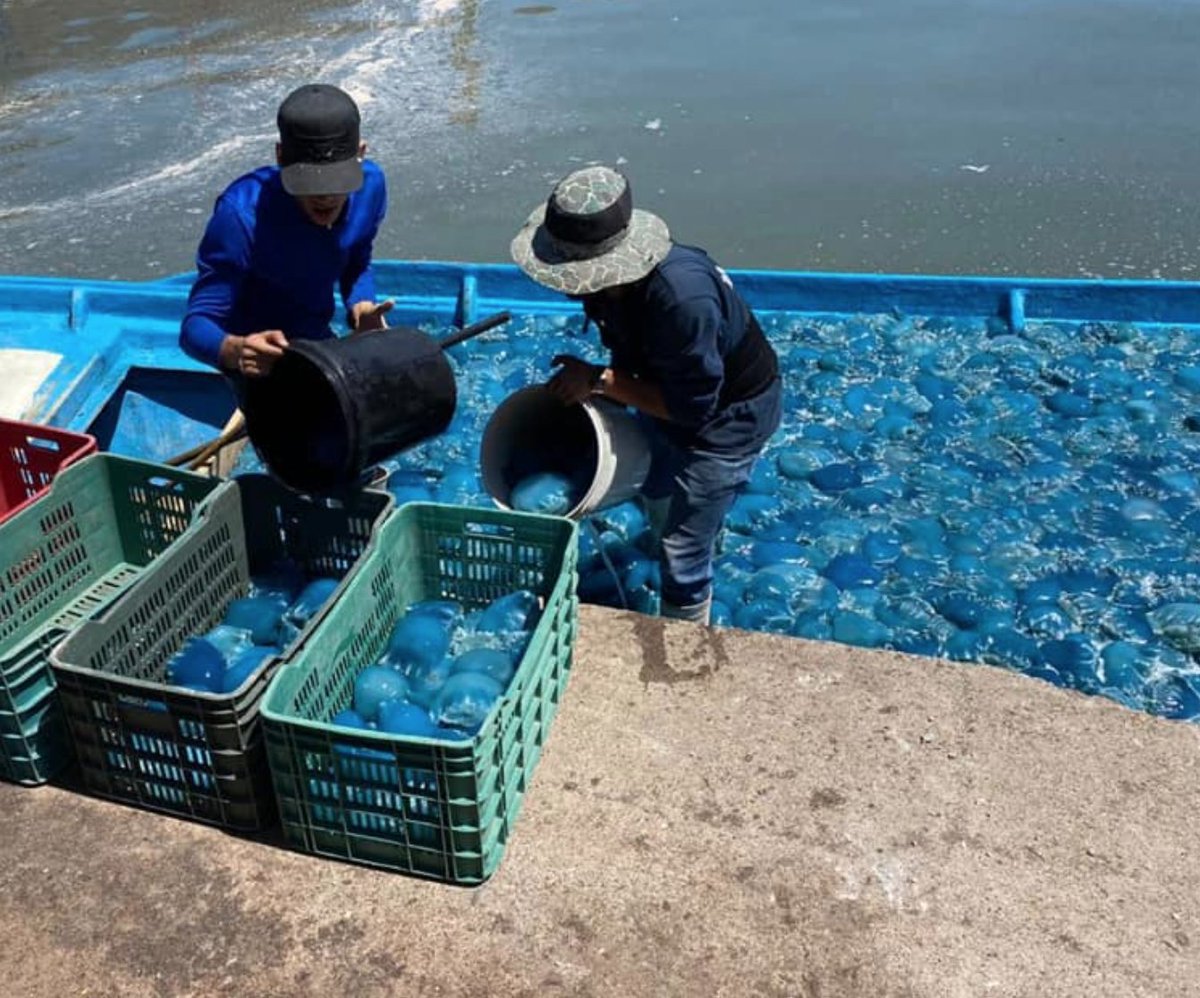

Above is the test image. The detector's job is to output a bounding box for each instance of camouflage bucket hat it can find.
[510,166,671,295]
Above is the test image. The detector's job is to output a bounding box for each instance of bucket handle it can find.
[437,311,511,350]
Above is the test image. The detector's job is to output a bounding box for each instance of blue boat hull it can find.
[2,261,1199,447]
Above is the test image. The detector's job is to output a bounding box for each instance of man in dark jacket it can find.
[180,83,391,377]
[511,165,782,624]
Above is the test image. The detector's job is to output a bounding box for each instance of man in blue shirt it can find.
[180,84,390,377]
[511,165,782,624]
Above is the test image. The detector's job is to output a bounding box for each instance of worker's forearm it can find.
[217,334,245,373]
[180,313,234,370]
[597,367,671,421]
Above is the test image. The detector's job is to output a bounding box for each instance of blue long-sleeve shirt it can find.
[180,161,387,368]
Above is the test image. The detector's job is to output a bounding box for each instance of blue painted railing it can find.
[2,261,1199,434]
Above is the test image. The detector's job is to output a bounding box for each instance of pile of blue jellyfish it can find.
[166,560,340,695]
[311,591,542,846]
[330,590,540,741]
[235,310,1200,722]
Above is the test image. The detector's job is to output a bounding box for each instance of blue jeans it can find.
[641,380,783,608]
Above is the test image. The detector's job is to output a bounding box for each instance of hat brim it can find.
[510,205,671,295]
[280,158,364,197]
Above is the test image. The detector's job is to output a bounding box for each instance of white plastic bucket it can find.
[481,385,652,520]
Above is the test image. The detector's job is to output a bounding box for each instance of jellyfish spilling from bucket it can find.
[479,385,651,519]
[233,310,1200,723]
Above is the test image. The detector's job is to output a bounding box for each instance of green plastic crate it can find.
[261,502,578,885]
[49,475,393,830]
[0,454,219,785]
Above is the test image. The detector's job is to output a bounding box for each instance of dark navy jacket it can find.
[585,243,778,450]
[180,161,387,367]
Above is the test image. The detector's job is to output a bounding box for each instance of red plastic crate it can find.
[0,419,97,525]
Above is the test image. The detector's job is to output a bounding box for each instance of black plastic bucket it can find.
[242,327,456,493]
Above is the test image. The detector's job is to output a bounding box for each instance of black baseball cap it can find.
[276,84,363,197]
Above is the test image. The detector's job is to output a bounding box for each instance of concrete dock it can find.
[2,605,1198,998]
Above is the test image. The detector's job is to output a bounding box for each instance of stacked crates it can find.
[49,476,392,830]
[262,503,578,883]
[9,447,579,880]
[0,455,218,784]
